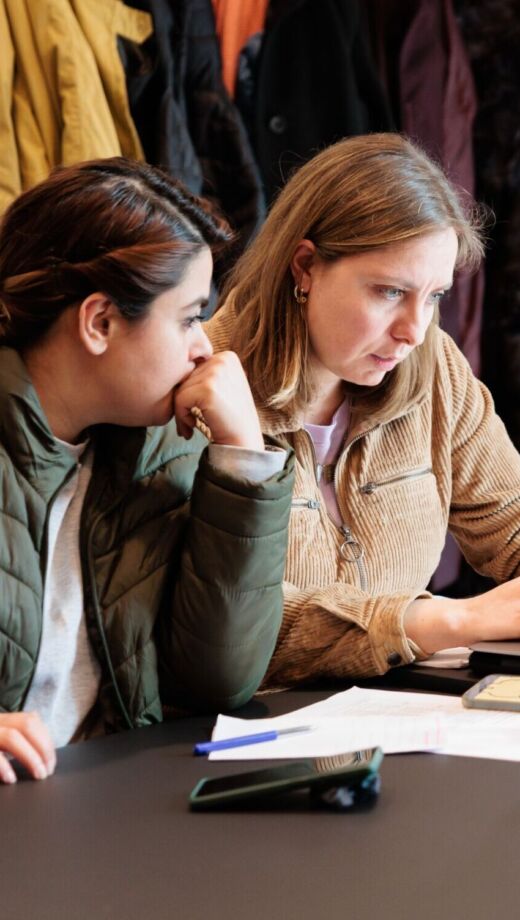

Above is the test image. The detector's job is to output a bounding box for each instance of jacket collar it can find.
[0,347,147,501]
[0,347,77,498]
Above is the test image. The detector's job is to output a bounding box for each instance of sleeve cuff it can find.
[368,593,432,671]
[207,444,287,484]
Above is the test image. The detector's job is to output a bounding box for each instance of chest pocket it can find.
[358,465,445,588]
[359,465,433,496]
[358,465,443,524]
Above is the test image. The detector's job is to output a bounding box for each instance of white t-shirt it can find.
[23,440,100,748]
[23,439,287,747]
[304,399,350,526]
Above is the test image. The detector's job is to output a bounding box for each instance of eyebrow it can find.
[179,297,210,313]
[373,275,453,291]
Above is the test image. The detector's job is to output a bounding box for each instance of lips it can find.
[373,354,406,361]
[369,354,403,371]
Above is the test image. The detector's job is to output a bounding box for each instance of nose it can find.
[391,301,429,348]
[191,324,213,363]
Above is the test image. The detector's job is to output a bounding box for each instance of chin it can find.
[149,394,177,428]
[148,409,175,428]
[346,370,386,387]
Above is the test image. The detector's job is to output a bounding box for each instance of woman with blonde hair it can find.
[207,132,520,687]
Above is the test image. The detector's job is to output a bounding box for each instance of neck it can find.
[23,341,92,444]
[305,378,345,426]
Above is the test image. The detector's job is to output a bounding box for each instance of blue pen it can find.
[193,725,313,756]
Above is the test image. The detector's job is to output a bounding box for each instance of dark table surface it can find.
[3,682,520,920]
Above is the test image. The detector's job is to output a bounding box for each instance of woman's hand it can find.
[0,712,56,784]
[174,351,264,451]
[405,575,520,654]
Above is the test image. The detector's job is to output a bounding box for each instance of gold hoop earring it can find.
[293,284,307,305]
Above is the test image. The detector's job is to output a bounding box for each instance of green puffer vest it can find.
[0,348,294,732]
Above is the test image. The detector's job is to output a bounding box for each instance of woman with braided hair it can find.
[0,158,294,782]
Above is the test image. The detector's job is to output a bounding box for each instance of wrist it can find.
[404,596,472,654]
[213,432,265,451]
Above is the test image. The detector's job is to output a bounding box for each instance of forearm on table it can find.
[404,594,481,654]
[262,584,428,687]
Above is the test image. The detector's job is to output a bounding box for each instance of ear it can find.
[77,293,120,356]
[290,239,317,294]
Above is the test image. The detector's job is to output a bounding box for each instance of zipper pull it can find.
[291,498,321,510]
[339,526,364,562]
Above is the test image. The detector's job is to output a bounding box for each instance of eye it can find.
[377,286,404,301]
[183,314,202,329]
[428,291,446,306]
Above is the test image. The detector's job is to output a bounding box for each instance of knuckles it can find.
[0,726,21,746]
[0,711,41,735]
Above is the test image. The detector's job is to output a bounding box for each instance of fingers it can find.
[174,400,197,440]
[174,352,263,449]
[0,712,56,783]
[0,752,17,784]
[173,367,215,442]
[18,711,56,773]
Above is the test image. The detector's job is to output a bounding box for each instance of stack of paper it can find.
[209,686,520,763]
[210,687,445,760]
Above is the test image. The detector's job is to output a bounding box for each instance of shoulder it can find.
[430,326,495,431]
[433,326,472,371]
[431,326,477,395]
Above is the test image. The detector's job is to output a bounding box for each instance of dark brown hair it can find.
[0,158,231,347]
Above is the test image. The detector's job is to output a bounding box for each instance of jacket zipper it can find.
[291,498,320,509]
[338,525,367,592]
[359,465,432,495]
[20,465,78,710]
[81,499,133,730]
[301,429,370,592]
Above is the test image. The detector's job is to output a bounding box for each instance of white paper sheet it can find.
[209,686,520,763]
[209,686,445,760]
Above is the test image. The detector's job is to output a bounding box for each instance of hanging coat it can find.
[0,0,153,213]
[457,0,520,451]
[251,0,393,202]
[397,0,484,378]
[122,0,265,265]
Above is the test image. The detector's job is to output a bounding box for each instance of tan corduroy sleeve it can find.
[262,582,431,687]
[439,336,520,582]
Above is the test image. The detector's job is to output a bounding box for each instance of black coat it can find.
[249,0,393,202]
[122,0,264,270]
[457,0,520,449]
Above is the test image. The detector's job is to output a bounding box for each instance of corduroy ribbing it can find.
[206,298,520,685]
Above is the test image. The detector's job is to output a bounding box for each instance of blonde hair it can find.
[224,133,486,421]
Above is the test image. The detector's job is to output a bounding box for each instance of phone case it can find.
[189,747,383,810]
[462,674,520,711]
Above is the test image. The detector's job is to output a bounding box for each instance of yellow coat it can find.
[0,0,153,213]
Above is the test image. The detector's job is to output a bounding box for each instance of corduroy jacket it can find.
[0,347,294,729]
[207,299,520,684]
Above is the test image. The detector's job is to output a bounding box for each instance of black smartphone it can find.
[189,747,383,811]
